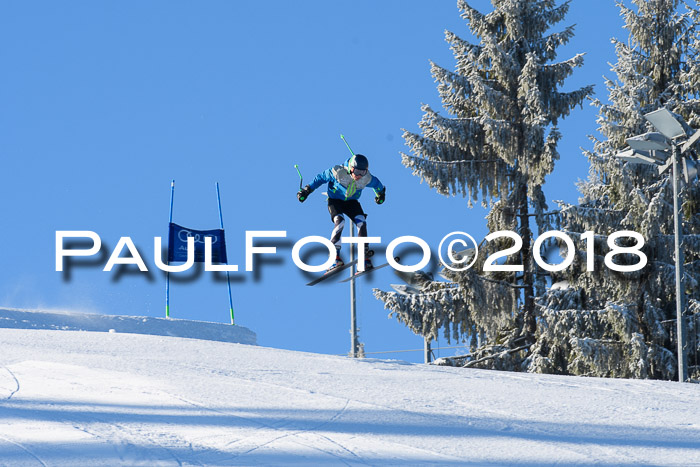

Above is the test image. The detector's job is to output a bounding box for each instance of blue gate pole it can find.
[216,182,235,325]
[166,180,175,318]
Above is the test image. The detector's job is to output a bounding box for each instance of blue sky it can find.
[1,1,626,362]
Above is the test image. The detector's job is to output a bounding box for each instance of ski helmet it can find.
[349,154,369,173]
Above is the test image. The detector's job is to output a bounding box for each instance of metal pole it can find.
[166,180,175,319]
[672,144,689,382]
[424,338,432,364]
[350,219,358,358]
[216,182,235,325]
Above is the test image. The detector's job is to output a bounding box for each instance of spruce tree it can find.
[530,0,700,380]
[374,0,593,368]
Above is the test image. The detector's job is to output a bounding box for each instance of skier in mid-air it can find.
[297,154,386,272]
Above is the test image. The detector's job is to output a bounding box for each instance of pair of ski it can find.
[306,255,399,286]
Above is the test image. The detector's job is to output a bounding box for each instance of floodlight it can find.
[658,157,673,175]
[636,150,667,164]
[614,148,665,165]
[681,129,700,154]
[644,108,687,139]
[682,157,699,183]
[626,132,671,151]
[615,148,651,164]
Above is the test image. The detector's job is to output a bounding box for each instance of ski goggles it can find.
[351,167,367,176]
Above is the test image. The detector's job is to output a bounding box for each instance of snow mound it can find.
[0,307,256,345]
[0,311,699,465]
[1,328,699,465]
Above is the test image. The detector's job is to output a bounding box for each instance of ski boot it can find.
[326,255,344,273]
[362,248,374,272]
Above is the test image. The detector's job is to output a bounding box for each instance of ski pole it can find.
[295,164,312,201]
[340,134,354,156]
[294,164,303,189]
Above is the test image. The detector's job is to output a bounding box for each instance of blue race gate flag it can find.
[168,223,228,263]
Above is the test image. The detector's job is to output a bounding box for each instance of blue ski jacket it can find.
[309,158,384,201]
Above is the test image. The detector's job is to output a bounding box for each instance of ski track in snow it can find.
[0,365,48,467]
[166,393,366,466]
[0,434,48,467]
[162,370,461,466]
[242,373,604,465]
[0,366,49,466]
[167,361,464,463]
[0,366,20,400]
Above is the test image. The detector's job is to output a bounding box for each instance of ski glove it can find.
[375,187,386,205]
[297,185,313,203]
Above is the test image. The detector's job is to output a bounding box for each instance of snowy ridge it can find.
[0,313,699,465]
[0,307,256,345]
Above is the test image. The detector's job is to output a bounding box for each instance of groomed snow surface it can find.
[0,308,699,466]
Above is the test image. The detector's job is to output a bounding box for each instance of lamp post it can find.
[616,108,699,382]
[670,141,689,382]
[349,223,358,358]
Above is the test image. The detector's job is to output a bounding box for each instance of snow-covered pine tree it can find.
[530,0,700,380]
[374,0,593,368]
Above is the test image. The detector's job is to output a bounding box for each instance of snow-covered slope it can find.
[0,312,699,465]
[0,307,256,345]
